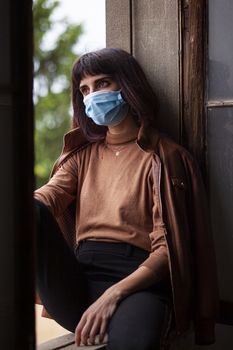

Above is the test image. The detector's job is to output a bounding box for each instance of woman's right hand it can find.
[75,285,122,346]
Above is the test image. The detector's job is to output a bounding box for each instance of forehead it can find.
[79,74,111,87]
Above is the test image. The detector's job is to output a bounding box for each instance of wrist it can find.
[106,283,127,303]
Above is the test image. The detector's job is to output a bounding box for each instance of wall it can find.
[106,0,180,141]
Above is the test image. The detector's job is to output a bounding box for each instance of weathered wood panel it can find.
[106,0,132,53]
[182,0,206,169]
[38,333,106,350]
[132,0,180,140]
[106,0,180,140]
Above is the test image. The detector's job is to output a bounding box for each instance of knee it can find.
[34,198,58,237]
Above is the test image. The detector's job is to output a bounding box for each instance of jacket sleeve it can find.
[185,154,219,345]
[139,166,169,282]
[34,153,79,218]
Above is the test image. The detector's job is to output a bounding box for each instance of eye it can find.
[80,86,89,96]
[96,79,111,89]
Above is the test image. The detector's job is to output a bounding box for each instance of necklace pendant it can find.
[115,151,120,156]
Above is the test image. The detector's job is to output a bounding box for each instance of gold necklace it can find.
[105,140,136,157]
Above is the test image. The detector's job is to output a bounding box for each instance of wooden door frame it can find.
[180,0,207,173]
[0,0,35,347]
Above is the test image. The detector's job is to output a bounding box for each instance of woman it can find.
[35,48,218,349]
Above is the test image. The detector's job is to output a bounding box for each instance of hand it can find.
[75,285,122,346]
[75,266,159,346]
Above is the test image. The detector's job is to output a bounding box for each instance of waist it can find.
[76,239,149,259]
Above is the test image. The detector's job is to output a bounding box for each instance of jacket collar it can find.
[63,127,89,153]
[62,125,161,155]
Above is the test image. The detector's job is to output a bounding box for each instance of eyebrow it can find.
[79,75,113,90]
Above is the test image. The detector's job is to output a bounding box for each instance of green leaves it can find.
[33,0,82,187]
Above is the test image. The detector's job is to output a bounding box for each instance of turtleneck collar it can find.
[61,123,161,160]
[106,127,139,145]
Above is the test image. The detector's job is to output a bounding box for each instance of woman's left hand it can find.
[75,285,122,346]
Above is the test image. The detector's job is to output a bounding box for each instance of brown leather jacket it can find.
[42,126,219,345]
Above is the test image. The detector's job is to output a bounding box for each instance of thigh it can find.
[76,241,149,304]
[35,199,88,332]
[107,290,171,350]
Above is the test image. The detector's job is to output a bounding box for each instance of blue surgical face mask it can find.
[83,90,129,126]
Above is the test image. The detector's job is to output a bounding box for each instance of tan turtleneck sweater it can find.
[35,128,169,281]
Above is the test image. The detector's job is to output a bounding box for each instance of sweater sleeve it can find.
[140,228,169,282]
[34,153,79,218]
[139,168,169,281]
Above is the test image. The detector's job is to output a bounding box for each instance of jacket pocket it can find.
[171,177,187,190]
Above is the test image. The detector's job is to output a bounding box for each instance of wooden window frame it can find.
[181,0,233,325]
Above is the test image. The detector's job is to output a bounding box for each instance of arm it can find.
[34,153,79,218]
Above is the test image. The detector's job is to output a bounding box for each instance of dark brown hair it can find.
[72,48,159,141]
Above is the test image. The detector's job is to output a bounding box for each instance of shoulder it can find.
[51,128,92,175]
[152,132,202,182]
[139,126,198,172]
[63,127,90,153]
[156,132,194,164]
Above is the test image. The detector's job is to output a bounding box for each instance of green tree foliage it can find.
[33,0,82,187]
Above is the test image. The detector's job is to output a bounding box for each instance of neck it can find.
[108,114,138,135]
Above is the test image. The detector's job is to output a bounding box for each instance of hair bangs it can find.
[74,52,115,85]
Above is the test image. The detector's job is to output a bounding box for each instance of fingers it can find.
[75,289,118,346]
[98,316,108,343]
[80,318,94,345]
[75,314,100,346]
[75,314,108,346]
[75,316,85,346]
[88,317,101,345]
